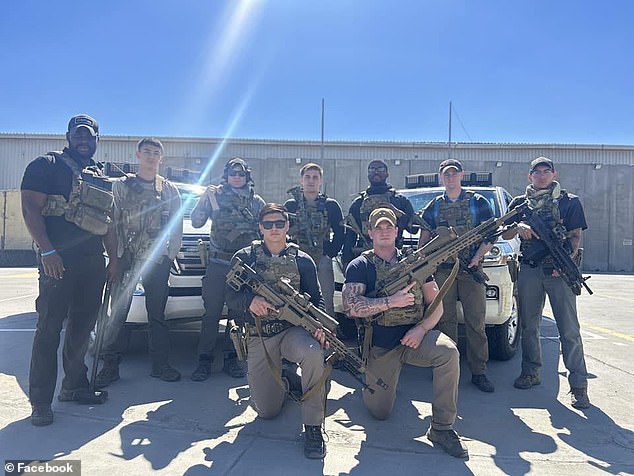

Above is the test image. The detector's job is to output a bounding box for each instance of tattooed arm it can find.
[567,227,582,256]
[343,282,416,319]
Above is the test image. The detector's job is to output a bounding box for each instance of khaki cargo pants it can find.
[362,330,460,431]
[435,267,489,376]
[247,326,326,426]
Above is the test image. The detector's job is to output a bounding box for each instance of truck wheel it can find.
[487,296,520,361]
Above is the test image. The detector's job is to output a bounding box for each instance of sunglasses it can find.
[261,219,287,230]
[228,170,247,177]
[368,166,387,173]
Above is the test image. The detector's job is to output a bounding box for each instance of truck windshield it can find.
[403,189,501,218]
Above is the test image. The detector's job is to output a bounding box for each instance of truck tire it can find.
[487,295,520,361]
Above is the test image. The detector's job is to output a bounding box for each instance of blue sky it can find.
[1,1,633,144]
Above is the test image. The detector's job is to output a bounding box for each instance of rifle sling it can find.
[254,316,332,404]
[363,259,460,364]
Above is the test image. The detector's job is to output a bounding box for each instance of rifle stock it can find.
[226,258,388,393]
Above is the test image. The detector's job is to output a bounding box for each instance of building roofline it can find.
[1,132,634,151]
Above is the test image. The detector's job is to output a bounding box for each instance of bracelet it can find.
[40,249,57,257]
[384,296,390,309]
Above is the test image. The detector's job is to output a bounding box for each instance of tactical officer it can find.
[283,163,345,316]
[190,157,266,380]
[21,114,118,426]
[419,159,496,393]
[342,208,467,458]
[225,203,329,459]
[503,157,590,409]
[342,160,416,267]
[96,138,183,386]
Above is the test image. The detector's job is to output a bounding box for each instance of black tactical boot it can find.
[304,425,327,459]
[31,404,54,426]
[570,387,590,409]
[191,355,212,382]
[426,427,469,459]
[151,364,181,382]
[223,357,246,378]
[95,356,120,388]
[471,374,495,393]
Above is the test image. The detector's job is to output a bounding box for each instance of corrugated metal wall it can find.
[1,133,632,271]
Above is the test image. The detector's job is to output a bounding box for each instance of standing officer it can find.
[342,208,467,458]
[190,158,265,381]
[342,160,416,267]
[418,159,496,393]
[225,203,329,459]
[21,114,118,426]
[283,162,345,317]
[95,138,183,386]
[503,157,590,409]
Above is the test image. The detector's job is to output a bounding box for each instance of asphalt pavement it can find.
[0,269,633,475]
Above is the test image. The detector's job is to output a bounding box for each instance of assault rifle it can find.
[226,258,389,394]
[372,203,529,299]
[520,206,593,296]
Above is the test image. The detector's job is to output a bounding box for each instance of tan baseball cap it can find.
[369,207,397,228]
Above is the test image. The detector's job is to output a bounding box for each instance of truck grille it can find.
[174,234,208,276]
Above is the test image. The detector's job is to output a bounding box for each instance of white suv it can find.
[333,172,521,361]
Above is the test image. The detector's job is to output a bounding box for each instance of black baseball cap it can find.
[529,157,555,173]
[439,158,463,173]
[67,114,99,136]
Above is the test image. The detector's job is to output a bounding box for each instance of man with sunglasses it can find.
[418,159,496,393]
[342,207,467,459]
[502,157,590,409]
[342,160,416,267]
[225,203,329,459]
[190,157,265,381]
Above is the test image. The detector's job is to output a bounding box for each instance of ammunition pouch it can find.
[43,181,113,236]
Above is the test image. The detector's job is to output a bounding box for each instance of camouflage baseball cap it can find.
[529,157,555,172]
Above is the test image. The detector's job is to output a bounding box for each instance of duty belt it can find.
[519,256,555,268]
[247,320,293,337]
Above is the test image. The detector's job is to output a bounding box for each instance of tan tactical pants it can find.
[434,267,489,375]
[362,330,459,431]
[247,326,326,426]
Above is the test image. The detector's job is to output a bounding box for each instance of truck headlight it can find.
[485,242,514,264]
[488,245,502,258]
